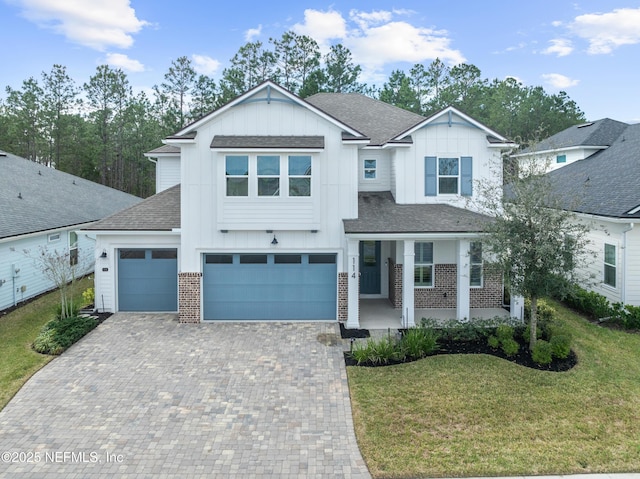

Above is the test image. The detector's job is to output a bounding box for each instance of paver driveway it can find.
[0,314,370,478]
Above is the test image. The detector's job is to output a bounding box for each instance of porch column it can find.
[346,239,360,328]
[457,239,471,321]
[402,240,415,328]
[510,295,525,321]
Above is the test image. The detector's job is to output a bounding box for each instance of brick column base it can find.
[178,272,202,323]
[338,272,348,322]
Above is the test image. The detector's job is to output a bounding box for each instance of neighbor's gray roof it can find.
[0,151,141,239]
[146,145,180,155]
[548,123,640,218]
[85,184,181,231]
[344,192,493,234]
[211,135,324,149]
[519,118,628,154]
[306,93,425,146]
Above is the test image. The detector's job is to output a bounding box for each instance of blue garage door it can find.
[203,253,336,320]
[118,249,178,312]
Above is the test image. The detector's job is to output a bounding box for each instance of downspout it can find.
[621,223,634,304]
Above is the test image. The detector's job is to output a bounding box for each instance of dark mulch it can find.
[80,307,112,325]
[344,336,577,372]
[339,322,370,338]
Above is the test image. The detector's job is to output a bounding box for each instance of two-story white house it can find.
[85,81,520,328]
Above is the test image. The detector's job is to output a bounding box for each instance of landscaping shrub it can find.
[532,340,553,365]
[401,328,438,359]
[501,338,520,357]
[82,287,95,306]
[33,315,98,355]
[622,305,640,329]
[550,334,571,359]
[496,324,514,342]
[487,335,500,349]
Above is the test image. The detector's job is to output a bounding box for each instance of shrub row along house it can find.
[85,81,523,327]
[0,151,141,311]
[514,119,640,307]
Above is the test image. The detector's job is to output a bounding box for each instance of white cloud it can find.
[13,0,148,50]
[191,54,221,75]
[570,7,640,54]
[542,38,574,57]
[104,53,144,72]
[542,73,579,89]
[293,8,464,79]
[245,24,262,42]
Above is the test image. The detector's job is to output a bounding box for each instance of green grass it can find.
[0,277,92,411]
[347,300,640,478]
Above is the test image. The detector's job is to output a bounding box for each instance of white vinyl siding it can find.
[604,243,616,288]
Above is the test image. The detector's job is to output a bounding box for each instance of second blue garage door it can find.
[203,253,336,320]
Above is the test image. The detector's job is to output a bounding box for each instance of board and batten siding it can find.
[0,230,94,311]
[178,88,359,273]
[357,150,392,192]
[156,156,181,193]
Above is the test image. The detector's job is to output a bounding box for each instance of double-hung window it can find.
[470,242,483,287]
[364,159,376,179]
[438,158,459,194]
[288,155,311,196]
[226,156,249,196]
[414,242,434,287]
[425,156,472,196]
[69,231,78,266]
[257,155,280,196]
[604,243,616,287]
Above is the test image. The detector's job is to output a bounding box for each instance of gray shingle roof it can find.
[548,123,640,218]
[147,145,180,155]
[344,192,493,234]
[85,184,181,231]
[306,93,425,146]
[0,151,142,239]
[210,135,324,149]
[519,118,628,154]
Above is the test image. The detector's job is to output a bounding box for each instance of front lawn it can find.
[347,300,640,478]
[0,277,92,411]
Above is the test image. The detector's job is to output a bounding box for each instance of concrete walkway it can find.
[0,314,370,478]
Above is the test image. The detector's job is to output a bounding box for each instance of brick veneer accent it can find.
[178,272,202,323]
[388,258,403,309]
[338,272,348,322]
[470,264,503,308]
[415,264,457,308]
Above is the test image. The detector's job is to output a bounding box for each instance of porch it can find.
[358,298,512,330]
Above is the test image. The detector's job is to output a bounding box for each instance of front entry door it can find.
[359,241,381,294]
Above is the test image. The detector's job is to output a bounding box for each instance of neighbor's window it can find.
[604,243,616,287]
[438,158,459,194]
[470,242,483,287]
[226,155,249,196]
[364,159,377,179]
[288,155,311,196]
[257,155,280,196]
[69,231,78,266]
[556,154,567,164]
[48,233,60,243]
[414,242,434,287]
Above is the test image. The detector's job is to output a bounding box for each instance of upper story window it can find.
[288,155,311,197]
[257,155,280,196]
[414,242,434,287]
[470,241,483,287]
[556,154,567,164]
[364,159,377,179]
[425,156,473,197]
[604,243,616,288]
[226,156,249,196]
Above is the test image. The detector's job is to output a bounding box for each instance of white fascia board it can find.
[573,212,640,224]
[381,143,413,149]
[512,145,609,158]
[78,230,181,237]
[0,222,98,244]
[162,138,196,146]
[487,142,519,149]
[143,152,180,158]
[343,139,371,146]
[345,232,486,241]
[211,147,324,153]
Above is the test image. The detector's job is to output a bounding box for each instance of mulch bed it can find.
[344,336,577,372]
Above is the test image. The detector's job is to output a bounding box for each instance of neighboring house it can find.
[85,81,520,328]
[0,151,141,311]
[546,123,640,306]
[512,118,628,171]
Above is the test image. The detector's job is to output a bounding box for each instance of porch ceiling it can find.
[343,192,493,234]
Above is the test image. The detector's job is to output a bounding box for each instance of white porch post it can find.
[346,239,360,328]
[402,240,415,328]
[457,239,471,321]
[510,295,525,321]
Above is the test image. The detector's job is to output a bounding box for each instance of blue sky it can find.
[1,0,639,123]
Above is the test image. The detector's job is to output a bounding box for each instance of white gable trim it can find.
[393,106,510,143]
[172,81,365,139]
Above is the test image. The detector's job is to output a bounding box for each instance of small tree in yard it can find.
[473,158,592,350]
[25,246,82,319]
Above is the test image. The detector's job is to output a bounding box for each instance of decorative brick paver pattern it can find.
[0,314,370,478]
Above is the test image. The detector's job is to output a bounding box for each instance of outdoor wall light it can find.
[271,235,278,245]
[100,249,108,258]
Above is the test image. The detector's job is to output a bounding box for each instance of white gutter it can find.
[345,232,486,241]
[0,222,98,244]
[622,223,634,304]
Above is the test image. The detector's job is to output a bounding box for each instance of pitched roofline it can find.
[0,221,98,242]
[393,106,511,144]
[169,81,367,141]
[512,144,608,158]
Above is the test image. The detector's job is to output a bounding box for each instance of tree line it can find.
[0,31,585,198]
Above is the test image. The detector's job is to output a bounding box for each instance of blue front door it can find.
[359,241,381,294]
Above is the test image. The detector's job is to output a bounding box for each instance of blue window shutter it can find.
[425,156,437,196]
[461,156,473,196]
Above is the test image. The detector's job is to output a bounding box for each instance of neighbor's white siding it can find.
[519,146,604,173]
[623,226,640,306]
[0,229,94,311]
[156,156,181,193]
